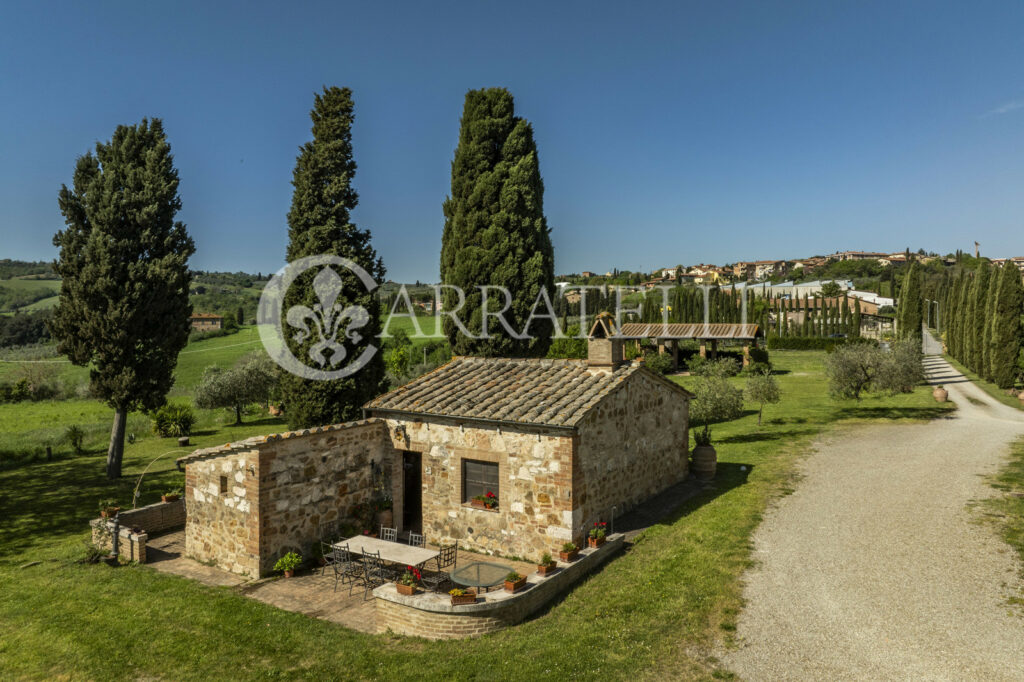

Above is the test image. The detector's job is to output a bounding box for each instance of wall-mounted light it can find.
[247,464,256,476]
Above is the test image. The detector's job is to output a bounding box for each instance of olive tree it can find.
[745,369,781,425]
[195,353,278,424]
[689,372,744,446]
[824,340,922,400]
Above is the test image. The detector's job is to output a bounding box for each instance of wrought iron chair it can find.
[379,526,398,542]
[318,520,341,544]
[331,545,362,593]
[408,532,425,547]
[357,550,391,600]
[420,542,457,593]
[320,541,338,575]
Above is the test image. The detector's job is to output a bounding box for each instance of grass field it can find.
[984,437,1024,604]
[0,350,952,680]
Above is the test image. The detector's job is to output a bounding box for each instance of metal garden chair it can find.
[408,532,425,547]
[330,545,362,593]
[420,542,457,593]
[379,526,397,542]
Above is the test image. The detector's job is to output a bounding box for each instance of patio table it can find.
[450,561,512,591]
[336,536,438,568]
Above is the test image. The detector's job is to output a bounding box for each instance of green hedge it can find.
[765,335,877,351]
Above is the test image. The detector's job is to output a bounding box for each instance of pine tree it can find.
[440,88,554,356]
[988,263,1024,388]
[897,261,923,339]
[51,119,195,479]
[279,87,387,429]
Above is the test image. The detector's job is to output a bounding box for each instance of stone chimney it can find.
[587,312,623,370]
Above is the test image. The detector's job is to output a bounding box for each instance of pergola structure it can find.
[615,322,764,370]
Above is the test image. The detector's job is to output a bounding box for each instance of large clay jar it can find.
[933,386,948,403]
[376,509,394,529]
[691,445,717,480]
[1018,391,1024,404]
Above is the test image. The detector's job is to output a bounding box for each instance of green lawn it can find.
[0,351,951,680]
[984,437,1024,607]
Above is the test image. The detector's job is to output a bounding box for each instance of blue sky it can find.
[2,1,1023,282]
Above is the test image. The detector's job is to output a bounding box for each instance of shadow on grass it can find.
[716,428,818,445]
[835,405,954,421]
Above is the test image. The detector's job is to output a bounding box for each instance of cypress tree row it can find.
[896,261,923,339]
[851,297,862,338]
[968,263,991,374]
[440,88,555,357]
[280,87,387,429]
[988,263,1024,388]
[982,267,999,382]
[51,118,195,479]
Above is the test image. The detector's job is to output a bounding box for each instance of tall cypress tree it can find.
[280,87,386,429]
[982,264,1000,381]
[897,261,923,339]
[955,275,971,363]
[988,263,1024,388]
[851,297,862,338]
[52,119,194,479]
[969,263,991,373]
[440,88,554,356]
[964,270,980,371]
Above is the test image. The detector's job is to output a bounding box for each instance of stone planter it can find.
[588,536,606,549]
[932,387,948,402]
[450,590,476,606]
[504,576,526,593]
[177,436,189,447]
[100,507,120,519]
[536,562,557,577]
[160,494,179,503]
[691,445,717,480]
[396,582,417,596]
[559,549,579,562]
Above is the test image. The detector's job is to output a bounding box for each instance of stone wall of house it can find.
[574,369,689,535]
[256,420,396,576]
[185,448,262,577]
[384,418,576,562]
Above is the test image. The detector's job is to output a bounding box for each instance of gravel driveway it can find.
[724,337,1024,680]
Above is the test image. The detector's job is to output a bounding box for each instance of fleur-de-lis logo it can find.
[285,267,370,368]
[258,255,379,381]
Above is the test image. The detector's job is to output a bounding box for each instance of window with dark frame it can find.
[462,459,499,506]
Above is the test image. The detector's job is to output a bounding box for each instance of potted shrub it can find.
[449,587,476,605]
[691,428,717,481]
[161,489,182,503]
[559,542,579,562]
[689,368,743,481]
[470,491,498,510]
[536,552,557,577]
[932,385,948,402]
[273,551,302,578]
[98,499,120,519]
[504,571,526,593]
[396,566,421,596]
[588,521,608,548]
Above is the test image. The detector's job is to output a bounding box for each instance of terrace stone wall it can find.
[574,370,689,533]
[384,419,576,562]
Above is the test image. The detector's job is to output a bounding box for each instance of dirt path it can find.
[724,340,1024,680]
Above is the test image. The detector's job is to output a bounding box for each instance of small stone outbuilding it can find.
[179,322,692,575]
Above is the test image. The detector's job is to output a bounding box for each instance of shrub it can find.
[824,339,922,400]
[64,424,85,455]
[642,351,674,375]
[745,370,781,425]
[273,551,302,573]
[151,404,197,437]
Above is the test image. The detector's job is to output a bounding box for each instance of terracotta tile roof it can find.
[616,323,762,340]
[364,356,689,428]
[190,313,223,319]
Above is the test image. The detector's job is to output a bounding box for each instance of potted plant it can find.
[273,551,302,578]
[689,369,743,480]
[396,565,421,595]
[559,542,579,562]
[470,491,498,510]
[588,521,608,548]
[503,571,526,593]
[449,587,476,605]
[691,427,717,481]
[161,488,182,503]
[98,499,120,519]
[932,385,948,402]
[536,552,557,577]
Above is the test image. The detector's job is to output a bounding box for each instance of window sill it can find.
[463,503,500,513]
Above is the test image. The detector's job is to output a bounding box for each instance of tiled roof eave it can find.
[364,407,581,432]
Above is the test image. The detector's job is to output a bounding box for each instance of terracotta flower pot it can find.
[100,508,120,519]
[161,494,179,503]
[536,563,557,577]
[450,590,476,606]
[588,536,606,549]
[691,445,717,480]
[283,569,294,578]
[932,387,948,403]
[559,549,579,562]
[504,576,526,593]
[396,582,416,596]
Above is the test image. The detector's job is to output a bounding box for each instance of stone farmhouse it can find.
[189,313,223,331]
[178,323,693,577]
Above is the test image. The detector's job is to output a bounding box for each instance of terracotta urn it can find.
[283,569,294,578]
[376,509,394,528]
[932,386,948,403]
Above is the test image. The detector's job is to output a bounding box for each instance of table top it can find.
[450,561,513,588]
[336,536,438,567]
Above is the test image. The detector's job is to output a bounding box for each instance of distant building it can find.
[733,260,787,281]
[190,313,223,331]
[580,271,596,278]
[833,250,890,262]
[990,257,1024,273]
